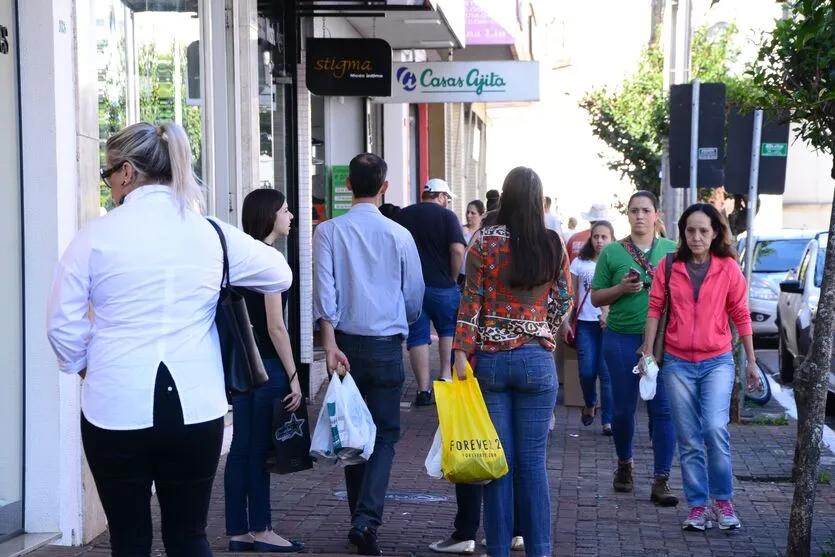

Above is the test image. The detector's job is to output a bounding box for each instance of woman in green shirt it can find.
[590,191,679,506]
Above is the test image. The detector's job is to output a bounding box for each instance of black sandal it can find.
[581,407,595,427]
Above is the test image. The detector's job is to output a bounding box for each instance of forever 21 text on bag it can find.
[434,362,508,484]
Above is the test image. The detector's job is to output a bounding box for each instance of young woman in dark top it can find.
[225,188,304,553]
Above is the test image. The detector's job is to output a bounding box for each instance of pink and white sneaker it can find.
[715,500,741,530]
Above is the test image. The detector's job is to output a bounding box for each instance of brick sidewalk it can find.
[34,347,835,557]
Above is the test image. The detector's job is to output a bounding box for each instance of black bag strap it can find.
[206,218,230,289]
[620,237,657,278]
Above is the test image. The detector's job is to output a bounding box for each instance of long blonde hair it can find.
[105,122,203,213]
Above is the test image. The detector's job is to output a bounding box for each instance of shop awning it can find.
[295,0,465,50]
[120,0,198,12]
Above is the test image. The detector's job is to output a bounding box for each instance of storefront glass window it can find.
[96,0,203,210]
[0,0,24,541]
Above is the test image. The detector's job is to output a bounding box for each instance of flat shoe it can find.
[253,540,305,553]
[229,539,256,552]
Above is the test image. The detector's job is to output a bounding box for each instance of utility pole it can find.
[661,0,693,240]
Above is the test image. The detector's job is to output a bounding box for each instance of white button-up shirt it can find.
[47,185,292,430]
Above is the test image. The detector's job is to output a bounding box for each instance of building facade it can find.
[1,0,466,552]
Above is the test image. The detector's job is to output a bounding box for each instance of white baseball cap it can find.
[425,178,456,199]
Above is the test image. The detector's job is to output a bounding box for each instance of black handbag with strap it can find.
[207,219,269,399]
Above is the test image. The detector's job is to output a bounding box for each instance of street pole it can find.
[743,109,763,293]
[688,78,700,208]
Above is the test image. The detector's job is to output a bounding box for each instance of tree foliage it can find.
[748,2,835,556]
[98,42,203,210]
[580,24,757,201]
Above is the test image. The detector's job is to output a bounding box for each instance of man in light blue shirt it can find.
[313,153,424,556]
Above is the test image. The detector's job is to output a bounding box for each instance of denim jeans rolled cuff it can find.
[663,352,735,507]
[476,346,557,557]
[603,329,676,476]
[575,319,613,424]
[225,358,290,536]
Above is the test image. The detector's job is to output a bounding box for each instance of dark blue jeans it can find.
[336,332,405,531]
[225,358,290,535]
[603,329,676,476]
[575,320,613,424]
[475,345,557,557]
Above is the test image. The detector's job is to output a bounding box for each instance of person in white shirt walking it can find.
[544,196,563,238]
[47,122,292,557]
[561,220,616,435]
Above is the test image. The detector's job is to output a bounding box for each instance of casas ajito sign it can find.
[306,38,392,97]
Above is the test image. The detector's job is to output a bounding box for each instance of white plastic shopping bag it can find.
[424,427,443,480]
[327,373,377,464]
[633,355,660,400]
[309,376,338,461]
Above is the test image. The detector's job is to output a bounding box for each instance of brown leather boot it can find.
[613,460,633,492]
[650,475,680,507]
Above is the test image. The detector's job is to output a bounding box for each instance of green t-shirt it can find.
[590,238,677,334]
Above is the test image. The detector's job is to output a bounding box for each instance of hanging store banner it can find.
[306,38,392,97]
[372,61,540,103]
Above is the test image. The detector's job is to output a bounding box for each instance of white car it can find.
[776,232,834,393]
[738,230,816,336]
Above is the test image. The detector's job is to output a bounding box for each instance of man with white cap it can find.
[567,202,611,262]
[394,178,467,406]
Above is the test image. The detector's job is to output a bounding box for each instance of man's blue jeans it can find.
[475,345,557,557]
[603,329,676,476]
[225,358,290,535]
[663,352,735,507]
[336,332,405,532]
[575,320,613,424]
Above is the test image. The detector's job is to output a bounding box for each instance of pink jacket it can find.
[648,255,752,363]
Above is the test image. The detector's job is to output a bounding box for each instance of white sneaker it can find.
[429,538,475,554]
[480,537,524,551]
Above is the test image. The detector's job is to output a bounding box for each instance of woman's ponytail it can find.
[158,122,204,214]
[105,121,205,215]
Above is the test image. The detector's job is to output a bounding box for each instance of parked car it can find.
[737,230,816,337]
[776,232,835,392]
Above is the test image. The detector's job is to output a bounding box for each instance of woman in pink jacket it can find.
[640,203,761,533]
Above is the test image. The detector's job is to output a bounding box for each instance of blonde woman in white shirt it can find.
[561,220,615,435]
[47,122,292,557]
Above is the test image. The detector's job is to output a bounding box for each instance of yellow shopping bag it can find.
[434,361,508,484]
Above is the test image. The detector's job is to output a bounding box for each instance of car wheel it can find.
[779,331,794,383]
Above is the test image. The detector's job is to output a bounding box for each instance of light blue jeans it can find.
[663,352,735,507]
[475,345,558,557]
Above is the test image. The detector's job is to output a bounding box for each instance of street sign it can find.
[669,82,727,189]
[726,108,790,195]
[698,147,719,160]
[761,143,788,157]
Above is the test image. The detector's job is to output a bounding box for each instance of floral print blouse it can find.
[453,225,574,354]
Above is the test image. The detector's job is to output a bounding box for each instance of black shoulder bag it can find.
[207,219,269,399]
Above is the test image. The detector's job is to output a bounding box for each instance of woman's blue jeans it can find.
[602,329,676,476]
[475,345,558,557]
[663,352,735,507]
[575,320,613,424]
[225,358,290,535]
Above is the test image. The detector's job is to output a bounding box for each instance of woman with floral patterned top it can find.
[453,167,572,557]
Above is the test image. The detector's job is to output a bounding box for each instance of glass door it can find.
[96,0,205,210]
[0,0,24,542]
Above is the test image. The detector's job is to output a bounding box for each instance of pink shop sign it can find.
[465,0,515,46]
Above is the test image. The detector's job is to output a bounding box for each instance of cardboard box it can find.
[560,343,586,408]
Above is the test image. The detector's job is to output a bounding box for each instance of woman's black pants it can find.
[81,363,224,557]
